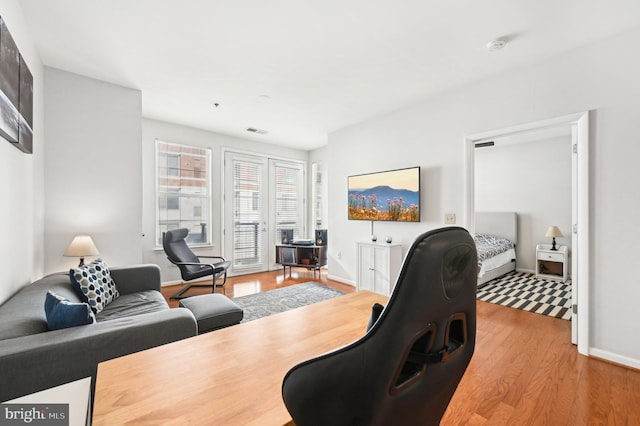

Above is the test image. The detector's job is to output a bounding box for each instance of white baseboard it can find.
[161,279,184,287]
[327,274,356,287]
[516,267,535,274]
[590,347,640,370]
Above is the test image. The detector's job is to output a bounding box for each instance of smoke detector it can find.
[486,38,507,52]
[246,127,268,135]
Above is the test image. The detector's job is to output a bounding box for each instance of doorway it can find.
[464,112,589,355]
[222,150,306,275]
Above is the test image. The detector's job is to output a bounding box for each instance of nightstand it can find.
[536,244,568,282]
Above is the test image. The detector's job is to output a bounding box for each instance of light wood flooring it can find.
[160,269,640,425]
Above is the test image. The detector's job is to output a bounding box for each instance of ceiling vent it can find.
[474,141,495,148]
[246,127,268,135]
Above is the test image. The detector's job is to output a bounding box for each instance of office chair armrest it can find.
[170,261,225,271]
[170,261,209,267]
[197,255,227,262]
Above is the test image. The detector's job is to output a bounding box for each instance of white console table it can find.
[357,242,403,296]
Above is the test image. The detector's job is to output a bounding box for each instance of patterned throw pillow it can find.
[69,258,119,314]
[44,291,96,330]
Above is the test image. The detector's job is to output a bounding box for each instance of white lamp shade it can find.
[64,235,100,257]
[545,226,564,238]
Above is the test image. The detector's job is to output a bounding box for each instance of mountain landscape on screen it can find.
[348,167,420,222]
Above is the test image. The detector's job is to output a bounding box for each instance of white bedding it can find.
[477,247,516,278]
[474,212,518,285]
[474,232,516,280]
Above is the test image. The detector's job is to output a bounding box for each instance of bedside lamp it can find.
[64,235,99,266]
[545,226,563,251]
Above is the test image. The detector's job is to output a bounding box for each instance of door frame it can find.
[464,111,590,355]
[268,158,306,269]
[221,148,308,275]
[222,150,270,275]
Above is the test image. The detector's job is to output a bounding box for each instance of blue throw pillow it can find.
[69,258,120,314]
[44,291,96,331]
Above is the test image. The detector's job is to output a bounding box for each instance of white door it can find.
[224,152,269,274]
[268,159,306,266]
[372,245,391,295]
[224,152,306,274]
[358,244,373,292]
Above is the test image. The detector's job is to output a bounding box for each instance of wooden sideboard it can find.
[275,244,327,278]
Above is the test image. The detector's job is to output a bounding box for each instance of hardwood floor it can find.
[160,270,640,424]
[443,301,640,425]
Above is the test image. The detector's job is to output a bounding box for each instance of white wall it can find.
[141,118,308,283]
[475,136,572,273]
[44,68,142,273]
[0,0,44,304]
[326,27,640,366]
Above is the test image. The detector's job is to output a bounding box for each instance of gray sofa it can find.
[0,264,197,402]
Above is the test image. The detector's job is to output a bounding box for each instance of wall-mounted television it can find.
[348,166,420,222]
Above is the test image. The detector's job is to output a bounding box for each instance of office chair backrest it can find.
[163,228,200,278]
[282,227,477,426]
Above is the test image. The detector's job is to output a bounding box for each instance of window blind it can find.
[232,159,264,269]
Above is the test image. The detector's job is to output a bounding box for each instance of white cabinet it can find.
[357,242,403,296]
[536,244,568,282]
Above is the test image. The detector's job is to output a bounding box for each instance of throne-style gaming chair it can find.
[282,227,477,426]
[162,228,232,300]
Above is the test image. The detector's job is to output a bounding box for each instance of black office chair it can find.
[282,227,477,426]
[162,228,232,300]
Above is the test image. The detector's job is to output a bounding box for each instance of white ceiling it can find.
[17,0,640,150]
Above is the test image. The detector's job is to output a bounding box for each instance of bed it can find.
[475,212,517,287]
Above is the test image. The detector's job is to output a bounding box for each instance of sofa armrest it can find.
[110,264,162,294]
[0,308,196,402]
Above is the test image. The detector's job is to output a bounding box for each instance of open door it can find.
[465,111,589,355]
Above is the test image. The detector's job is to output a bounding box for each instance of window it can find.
[156,140,212,247]
[312,162,327,228]
[274,161,304,241]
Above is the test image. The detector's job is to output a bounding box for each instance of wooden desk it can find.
[93,291,388,425]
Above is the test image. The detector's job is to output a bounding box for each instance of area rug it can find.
[232,282,345,323]
[477,271,572,320]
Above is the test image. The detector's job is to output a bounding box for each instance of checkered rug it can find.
[477,271,572,320]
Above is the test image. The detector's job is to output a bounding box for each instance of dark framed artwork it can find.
[0,16,33,154]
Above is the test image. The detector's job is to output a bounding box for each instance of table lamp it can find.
[545,226,563,251]
[64,235,99,266]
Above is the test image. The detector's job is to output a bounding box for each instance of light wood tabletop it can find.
[92,290,388,426]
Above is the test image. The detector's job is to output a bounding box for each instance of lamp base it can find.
[550,237,557,251]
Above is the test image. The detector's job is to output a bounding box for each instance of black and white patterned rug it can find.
[477,272,572,320]
[232,282,345,323]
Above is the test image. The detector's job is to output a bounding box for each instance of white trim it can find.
[590,348,640,371]
[161,279,186,287]
[464,111,590,356]
[327,274,357,286]
[575,112,589,355]
[220,146,307,166]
